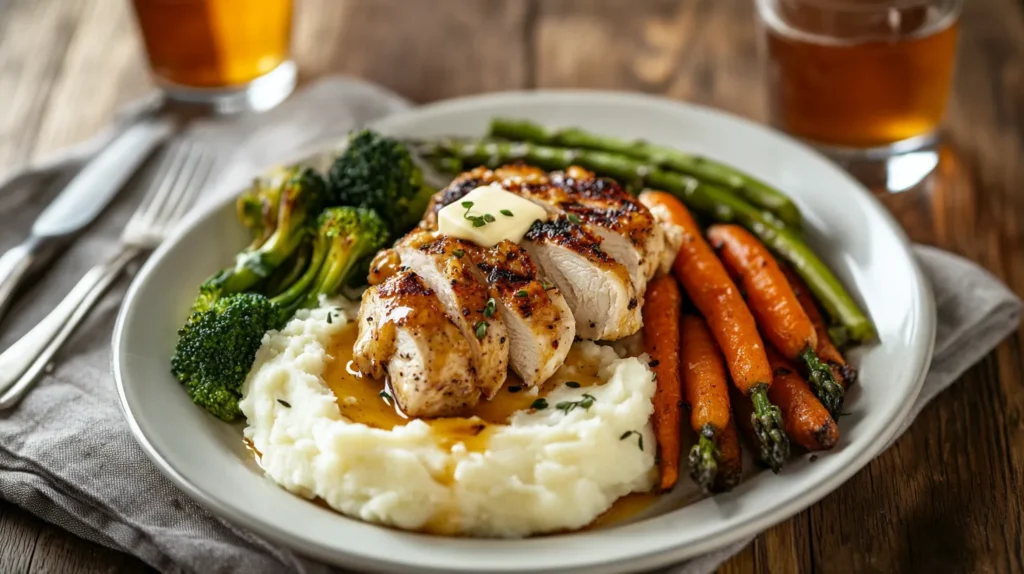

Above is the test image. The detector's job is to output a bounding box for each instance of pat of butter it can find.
[437,185,548,247]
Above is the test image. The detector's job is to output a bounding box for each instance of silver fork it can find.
[0,140,216,409]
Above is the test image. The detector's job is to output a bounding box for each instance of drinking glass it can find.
[130,0,297,114]
[755,0,962,190]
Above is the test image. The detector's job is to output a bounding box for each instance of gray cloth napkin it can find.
[0,77,1020,574]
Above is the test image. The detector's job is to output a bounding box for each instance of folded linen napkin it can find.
[0,77,1019,574]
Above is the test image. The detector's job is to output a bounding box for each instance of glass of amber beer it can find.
[756,0,961,183]
[130,0,296,113]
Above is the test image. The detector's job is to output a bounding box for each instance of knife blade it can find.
[0,115,175,323]
[32,117,175,237]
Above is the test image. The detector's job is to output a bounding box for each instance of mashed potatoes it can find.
[239,300,657,537]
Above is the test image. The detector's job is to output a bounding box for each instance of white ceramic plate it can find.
[113,91,935,574]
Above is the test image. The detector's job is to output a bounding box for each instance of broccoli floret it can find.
[301,207,389,305]
[201,166,328,305]
[257,206,387,311]
[171,293,281,421]
[235,167,291,248]
[173,275,311,422]
[172,207,389,421]
[327,130,435,239]
[236,193,265,241]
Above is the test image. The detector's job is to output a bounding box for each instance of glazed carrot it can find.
[680,314,731,491]
[766,347,839,451]
[640,191,788,472]
[781,265,858,389]
[642,274,683,492]
[707,224,845,419]
[680,315,732,433]
[706,224,816,357]
[714,418,743,492]
[640,193,769,393]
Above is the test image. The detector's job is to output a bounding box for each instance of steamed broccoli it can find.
[327,130,435,239]
[176,131,425,422]
[236,193,266,243]
[171,293,280,421]
[300,206,389,307]
[235,166,292,248]
[198,166,329,309]
[172,207,389,421]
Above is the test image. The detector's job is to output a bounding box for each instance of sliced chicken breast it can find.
[549,166,665,287]
[464,239,575,387]
[425,164,645,340]
[489,165,664,295]
[395,230,509,399]
[522,216,640,340]
[639,192,685,277]
[353,271,479,418]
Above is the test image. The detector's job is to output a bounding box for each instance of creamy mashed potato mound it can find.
[239,300,657,537]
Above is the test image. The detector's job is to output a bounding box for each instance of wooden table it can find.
[1,0,1021,572]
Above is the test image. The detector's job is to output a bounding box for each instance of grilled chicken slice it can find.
[464,239,575,387]
[522,216,640,340]
[425,164,666,295]
[493,164,665,295]
[547,166,665,290]
[353,271,479,418]
[639,192,685,277]
[424,165,644,340]
[367,239,575,388]
[395,231,509,399]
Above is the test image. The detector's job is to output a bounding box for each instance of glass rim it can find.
[755,0,963,15]
[755,0,963,45]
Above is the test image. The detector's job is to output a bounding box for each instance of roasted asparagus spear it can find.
[489,118,803,230]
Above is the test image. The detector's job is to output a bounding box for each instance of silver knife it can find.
[0,115,174,323]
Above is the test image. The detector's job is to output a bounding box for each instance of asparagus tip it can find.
[688,426,720,493]
[801,348,845,419]
[749,386,790,473]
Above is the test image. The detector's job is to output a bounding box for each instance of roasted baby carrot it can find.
[641,193,770,393]
[781,265,858,389]
[681,315,744,492]
[766,347,839,451]
[642,274,683,491]
[680,314,732,492]
[639,191,789,472]
[680,315,732,432]
[707,224,844,419]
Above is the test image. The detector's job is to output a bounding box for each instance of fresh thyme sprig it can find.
[555,393,596,414]
[461,201,496,228]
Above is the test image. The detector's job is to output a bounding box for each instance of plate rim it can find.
[113,89,937,574]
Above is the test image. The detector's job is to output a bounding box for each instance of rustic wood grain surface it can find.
[0,0,1021,572]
